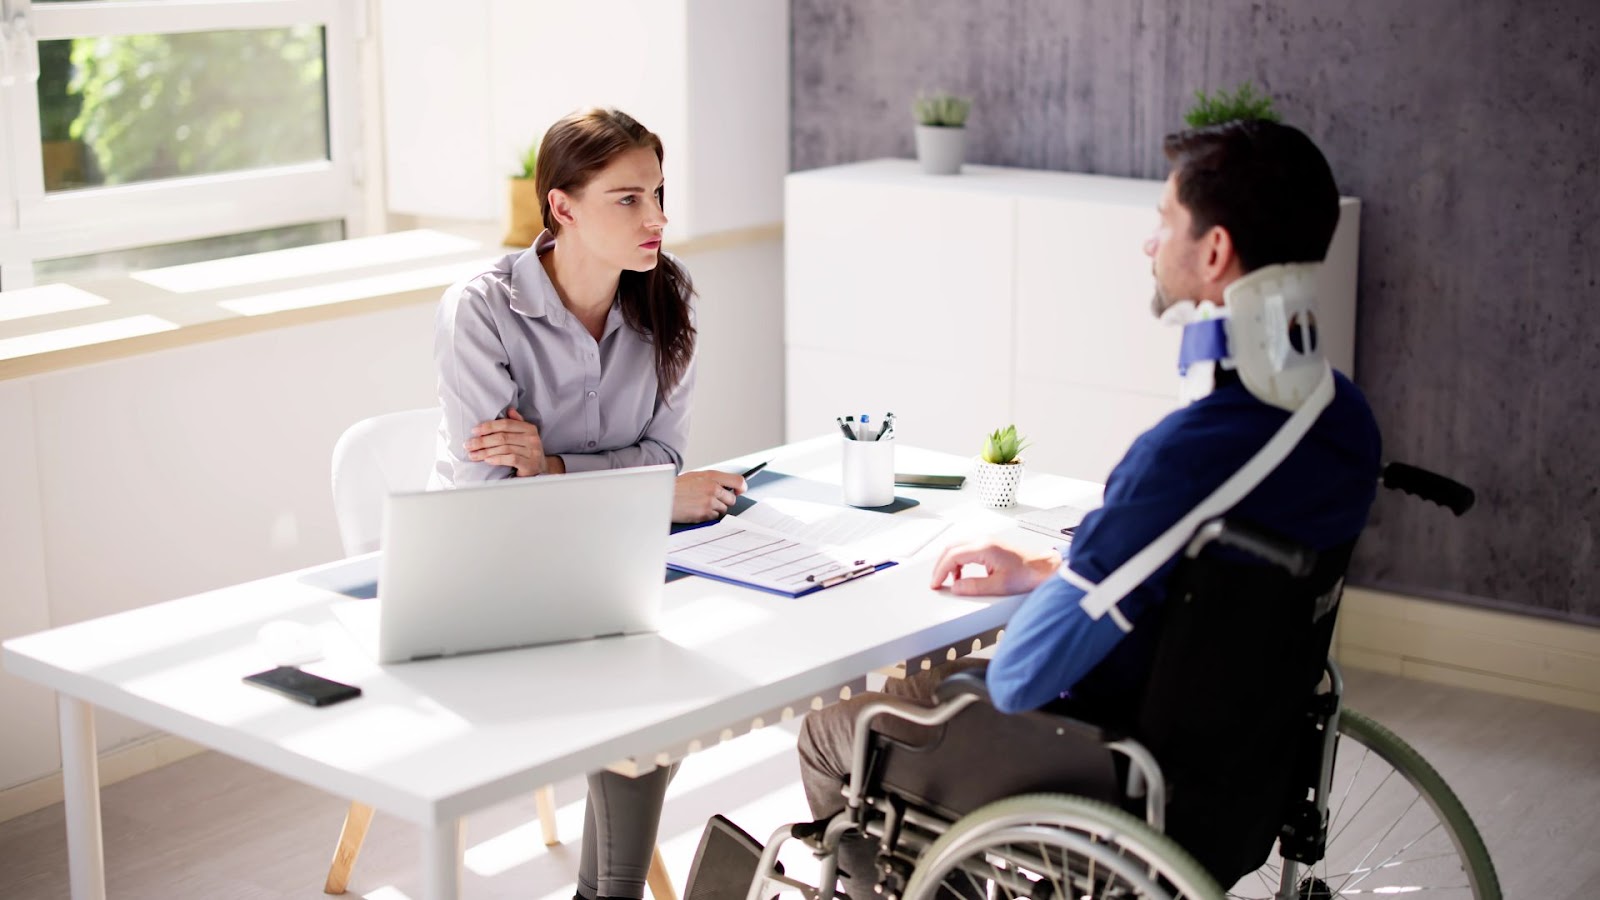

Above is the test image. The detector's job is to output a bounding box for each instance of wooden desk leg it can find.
[323,801,376,894]
[647,845,678,900]
[535,785,560,846]
[58,695,107,900]
[422,818,464,900]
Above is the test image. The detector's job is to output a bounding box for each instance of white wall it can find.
[381,0,788,241]
[0,236,783,799]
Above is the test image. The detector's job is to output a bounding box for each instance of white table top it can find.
[3,439,1103,826]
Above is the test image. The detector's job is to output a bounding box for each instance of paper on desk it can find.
[736,497,951,560]
[666,516,877,595]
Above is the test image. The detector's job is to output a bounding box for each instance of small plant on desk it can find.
[973,424,1029,508]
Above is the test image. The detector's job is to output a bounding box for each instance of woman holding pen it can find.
[430,107,741,900]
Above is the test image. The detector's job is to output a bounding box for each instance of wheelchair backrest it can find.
[1130,525,1356,883]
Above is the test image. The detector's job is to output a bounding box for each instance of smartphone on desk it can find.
[894,473,966,490]
[243,666,361,707]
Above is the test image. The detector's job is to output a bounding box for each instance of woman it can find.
[431,108,739,900]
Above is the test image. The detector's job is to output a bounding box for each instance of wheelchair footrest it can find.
[685,815,785,900]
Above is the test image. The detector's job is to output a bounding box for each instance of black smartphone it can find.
[243,666,362,707]
[894,473,966,490]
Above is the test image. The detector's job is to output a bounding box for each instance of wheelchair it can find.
[684,464,1500,900]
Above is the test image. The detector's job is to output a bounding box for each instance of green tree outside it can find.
[41,25,328,190]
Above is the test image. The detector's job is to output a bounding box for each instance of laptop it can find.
[326,464,675,664]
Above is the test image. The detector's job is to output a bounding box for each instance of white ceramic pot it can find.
[915,124,966,175]
[972,457,1024,508]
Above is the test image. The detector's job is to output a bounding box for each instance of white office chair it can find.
[323,408,563,893]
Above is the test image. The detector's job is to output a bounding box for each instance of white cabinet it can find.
[785,159,1360,483]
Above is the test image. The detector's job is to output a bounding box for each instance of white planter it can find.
[972,457,1024,508]
[915,125,966,175]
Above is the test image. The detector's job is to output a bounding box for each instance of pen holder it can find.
[841,435,896,507]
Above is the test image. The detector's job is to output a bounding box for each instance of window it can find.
[0,0,367,289]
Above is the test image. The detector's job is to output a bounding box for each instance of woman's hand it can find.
[466,408,548,477]
[929,541,1061,596]
[673,470,748,523]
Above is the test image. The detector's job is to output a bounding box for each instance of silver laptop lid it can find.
[375,464,675,663]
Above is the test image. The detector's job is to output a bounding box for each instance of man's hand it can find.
[466,408,547,477]
[673,470,748,523]
[929,541,1061,596]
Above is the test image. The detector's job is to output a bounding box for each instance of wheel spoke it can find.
[1335,794,1422,896]
[1327,766,1399,850]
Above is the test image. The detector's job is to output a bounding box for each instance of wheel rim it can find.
[1227,711,1498,899]
[903,796,1221,900]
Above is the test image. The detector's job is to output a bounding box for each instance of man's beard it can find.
[1149,285,1171,319]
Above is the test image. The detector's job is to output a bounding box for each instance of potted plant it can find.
[503,141,542,247]
[972,424,1028,509]
[1183,81,1282,127]
[913,91,971,175]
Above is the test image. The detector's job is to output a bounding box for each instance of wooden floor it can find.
[1,668,1596,899]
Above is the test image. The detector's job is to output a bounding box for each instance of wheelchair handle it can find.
[1381,462,1475,516]
[1184,518,1317,578]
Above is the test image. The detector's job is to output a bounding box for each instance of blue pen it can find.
[859,413,877,441]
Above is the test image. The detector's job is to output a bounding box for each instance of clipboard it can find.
[665,558,897,598]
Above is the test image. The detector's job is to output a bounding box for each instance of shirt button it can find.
[587,441,597,448]
[587,390,597,398]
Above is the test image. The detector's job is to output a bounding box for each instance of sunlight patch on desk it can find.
[659,595,775,647]
[279,702,471,770]
[217,258,496,316]
[133,229,484,293]
[0,314,178,360]
[0,283,110,322]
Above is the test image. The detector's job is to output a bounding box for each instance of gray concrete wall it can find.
[792,0,1600,624]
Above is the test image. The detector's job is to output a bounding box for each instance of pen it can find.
[740,460,770,479]
[807,561,878,588]
[837,417,856,440]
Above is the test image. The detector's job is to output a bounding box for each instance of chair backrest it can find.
[330,407,441,557]
[1131,522,1355,884]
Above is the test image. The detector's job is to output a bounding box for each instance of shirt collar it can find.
[508,230,625,339]
[507,230,561,320]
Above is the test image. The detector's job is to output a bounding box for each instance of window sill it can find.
[0,221,782,381]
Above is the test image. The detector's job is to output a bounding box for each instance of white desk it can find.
[3,439,1104,900]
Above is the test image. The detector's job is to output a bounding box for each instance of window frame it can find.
[0,0,367,288]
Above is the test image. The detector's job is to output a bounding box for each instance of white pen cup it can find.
[841,434,896,507]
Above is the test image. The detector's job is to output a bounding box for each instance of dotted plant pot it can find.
[972,458,1024,509]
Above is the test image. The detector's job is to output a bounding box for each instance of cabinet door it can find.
[785,175,1016,358]
[1015,192,1178,399]
[786,346,1007,459]
[1015,378,1179,485]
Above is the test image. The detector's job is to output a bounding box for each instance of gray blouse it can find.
[430,230,694,488]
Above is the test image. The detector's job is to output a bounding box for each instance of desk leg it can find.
[421,818,463,900]
[58,695,107,900]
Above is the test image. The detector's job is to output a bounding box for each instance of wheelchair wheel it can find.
[902,793,1223,900]
[1228,709,1501,899]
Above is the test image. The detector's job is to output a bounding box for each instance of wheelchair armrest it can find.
[933,670,990,705]
[933,670,1116,743]
[1184,518,1316,577]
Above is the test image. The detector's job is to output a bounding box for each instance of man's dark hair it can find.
[1163,119,1339,272]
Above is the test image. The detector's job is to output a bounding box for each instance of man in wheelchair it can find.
[790,119,1384,897]
[781,119,1382,894]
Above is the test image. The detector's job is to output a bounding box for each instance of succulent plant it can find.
[515,142,538,180]
[913,92,972,128]
[1183,82,1282,129]
[981,424,1029,465]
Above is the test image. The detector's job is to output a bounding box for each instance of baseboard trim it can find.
[1336,587,1600,713]
[0,732,205,824]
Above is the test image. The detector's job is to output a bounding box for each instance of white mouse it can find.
[257,620,324,667]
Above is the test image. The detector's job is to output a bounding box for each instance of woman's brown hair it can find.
[536,108,696,398]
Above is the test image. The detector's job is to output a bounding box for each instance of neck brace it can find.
[1064,263,1336,629]
[1163,263,1329,412]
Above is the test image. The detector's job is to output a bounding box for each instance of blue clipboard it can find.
[664,559,898,598]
